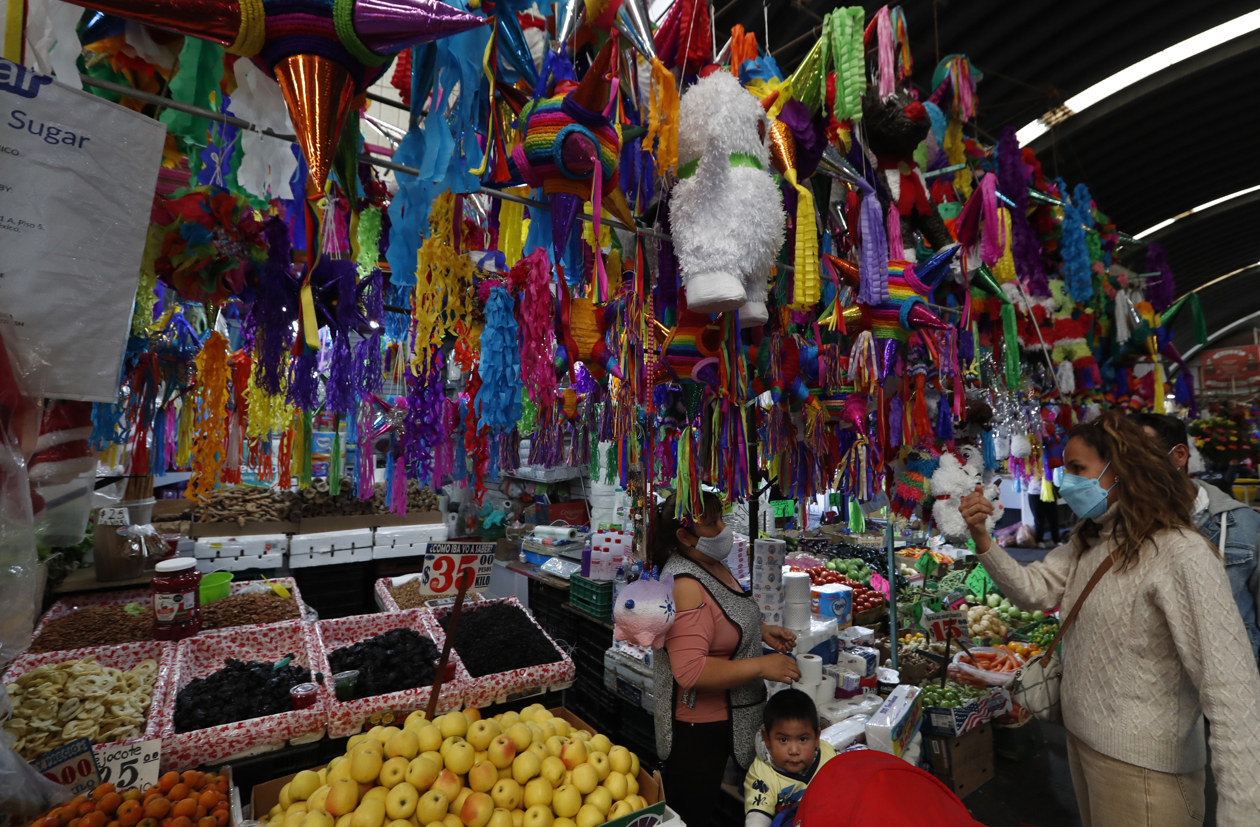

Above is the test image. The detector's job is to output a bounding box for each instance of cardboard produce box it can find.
[251,707,664,827]
[922,686,1012,737]
[928,723,994,799]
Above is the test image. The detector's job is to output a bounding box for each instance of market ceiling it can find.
[718,0,1260,354]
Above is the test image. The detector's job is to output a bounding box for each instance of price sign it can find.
[33,738,101,796]
[770,500,796,518]
[98,507,129,526]
[915,551,938,576]
[422,542,496,595]
[923,609,968,644]
[94,739,161,791]
[965,565,995,598]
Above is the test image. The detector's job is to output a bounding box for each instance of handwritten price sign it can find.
[95,738,161,791]
[422,543,496,595]
[923,609,968,644]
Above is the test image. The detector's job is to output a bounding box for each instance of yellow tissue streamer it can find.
[992,207,1016,284]
[245,362,295,441]
[944,118,972,199]
[499,188,527,266]
[186,331,230,503]
[413,194,475,373]
[647,58,680,175]
[787,171,820,309]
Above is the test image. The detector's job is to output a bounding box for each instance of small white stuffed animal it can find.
[670,72,786,326]
[931,446,1004,541]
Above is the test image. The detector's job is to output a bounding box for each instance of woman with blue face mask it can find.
[960,412,1260,827]
[650,491,800,827]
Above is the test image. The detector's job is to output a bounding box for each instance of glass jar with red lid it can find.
[151,558,203,640]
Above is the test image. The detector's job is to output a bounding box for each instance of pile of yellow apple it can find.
[262,704,648,827]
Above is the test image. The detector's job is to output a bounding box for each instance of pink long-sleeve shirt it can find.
[665,585,742,723]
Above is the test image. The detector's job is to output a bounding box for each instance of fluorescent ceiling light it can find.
[1133,184,1260,239]
[1017,9,1260,146]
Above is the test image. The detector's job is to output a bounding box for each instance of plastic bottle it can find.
[613,567,627,600]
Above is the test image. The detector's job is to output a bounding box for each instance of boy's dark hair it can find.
[763,688,819,732]
[1131,412,1189,452]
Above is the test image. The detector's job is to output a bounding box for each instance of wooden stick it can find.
[426,570,474,719]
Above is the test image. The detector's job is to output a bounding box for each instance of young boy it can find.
[744,688,836,827]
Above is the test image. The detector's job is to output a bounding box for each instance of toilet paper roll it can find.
[445,512,459,531]
[783,571,812,604]
[785,600,812,631]
[817,675,837,706]
[533,525,579,540]
[798,654,823,686]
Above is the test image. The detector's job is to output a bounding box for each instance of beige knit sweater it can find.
[980,506,1260,825]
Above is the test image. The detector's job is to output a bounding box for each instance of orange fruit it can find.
[93,786,117,802]
[198,818,216,827]
[56,807,77,826]
[143,799,171,820]
[215,781,227,795]
[80,812,108,827]
[108,820,121,827]
[194,807,206,822]
[168,786,189,804]
[117,800,143,827]
[137,818,158,827]
[197,792,218,810]
[211,803,228,814]
[169,815,192,827]
[78,803,98,816]
[97,794,123,816]
[122,792,143,803]
[159,774,180,794]
[68,817,81,827]
[171,801,197,820]
[210,813,228,827]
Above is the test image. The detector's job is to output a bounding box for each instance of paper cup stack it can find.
[784,570,813,631]
[752,537,787,624]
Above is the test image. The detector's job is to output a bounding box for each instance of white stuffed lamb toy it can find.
[931,445,1004,541]
[669,71,786,326]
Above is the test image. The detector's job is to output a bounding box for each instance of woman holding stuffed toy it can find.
[651,491,799,827]
[960,412,1260,827]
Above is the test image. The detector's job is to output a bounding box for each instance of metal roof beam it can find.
[1027,28,1260,152]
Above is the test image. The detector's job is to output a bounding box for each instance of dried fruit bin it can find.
[33,577,309,642]
[374,578,401,611]
[312,608,470,738]
[3,639,176,761]
[427,596,576,708]
[373,576,489,613]
[157,619,329,770]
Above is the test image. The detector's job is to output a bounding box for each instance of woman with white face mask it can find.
[651,492,799,827]
[960,412,1260,827]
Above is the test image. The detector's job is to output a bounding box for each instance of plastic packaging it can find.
[0,692,72,815]
[950,646,1024,686]
[0,324,42,669]
[151,557,203,640]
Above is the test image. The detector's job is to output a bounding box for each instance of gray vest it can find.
[653,554,767,769]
